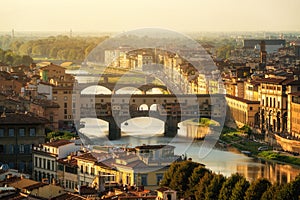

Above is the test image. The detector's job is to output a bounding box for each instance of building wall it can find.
[0,123,45,173]
[226,95,259,128]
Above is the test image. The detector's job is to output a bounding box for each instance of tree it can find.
[185,166,210,198]
[261,183,281,200]
[230,177,250,200]
[205,173,225,200]
[195,172,213,200]
[219,173,244,200]
[169,161,201,197]
[244,178,271,200]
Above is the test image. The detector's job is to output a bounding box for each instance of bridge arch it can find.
[139,104,149,111]
[115,87,143,94]
[81,85,112,95]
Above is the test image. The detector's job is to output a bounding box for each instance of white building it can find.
[32,139,81,183]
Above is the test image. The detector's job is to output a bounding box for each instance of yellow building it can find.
[226,94,260,128]
[75,145,180,191]
[288,92,300,138]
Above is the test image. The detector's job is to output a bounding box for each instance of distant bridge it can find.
[74,94,226,140]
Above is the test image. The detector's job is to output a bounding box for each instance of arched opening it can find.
[139,104,149,111]
[81,85,112,95]
[277,111,281,132]
[115,87,142,94]
[145,87,166,94]
[149,104,158,111]
[121,117,164,138]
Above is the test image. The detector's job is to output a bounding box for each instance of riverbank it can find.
[220,128,300,166]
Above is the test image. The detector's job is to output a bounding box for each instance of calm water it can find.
[70,69,300,183]
[79,117,300,184]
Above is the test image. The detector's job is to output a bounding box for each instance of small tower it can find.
[12,29,15,38]
[259,40,267,71]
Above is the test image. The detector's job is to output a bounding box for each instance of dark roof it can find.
[52,193,86,200]
[135,145,174,150]
[31,99,60,108]
[254,78,287,84]
[44,139,72,148]
[57,158,78,167]
[0,113,48,125]
[289,92,300,96]
[75,153,97,162]
[226,94,260,104]
[24,182,46,190]
[156,187,174,192]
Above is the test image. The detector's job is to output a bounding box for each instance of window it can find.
[80,166,83,173]
[0,129,4,137]
[64,109,67,114]
[91,167,95,176]
[29,128,36,136]
[47,160,50,170]
[19,144,24,153]
[53,96,57,100]
[64,103,67,108]
[156,174,163,185]
[64,96,68,101]
[9,128,14,137]
[0,144,5,154]
[19,128,25,136]
[141,174,148,186]
[8,144,14,154]
[250,107,253,111]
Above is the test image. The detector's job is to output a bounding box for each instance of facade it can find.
[288,92,300,138]
[74,145,180,191]
[38,63,76,130]
[0,113,46,173]
[226,94,260,128]
[32,140,80,183]
[30,99,60,130]
[258,78,289,133]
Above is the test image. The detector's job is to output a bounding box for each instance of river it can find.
[69,69,300,184]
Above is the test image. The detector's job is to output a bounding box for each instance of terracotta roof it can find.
[9,179,39,190]
[31,99,60,108]
[0,113,48,125]
[75,153,97,162]
[44,139,73,148]
[24,182,46,190]
[156,187,174,192]
[135,145,174,150]
[57,158,78,167]
[226,94,260,104]
[52,193,86,200]
[289,92,300,96]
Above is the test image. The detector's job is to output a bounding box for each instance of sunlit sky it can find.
[1,0,300,32]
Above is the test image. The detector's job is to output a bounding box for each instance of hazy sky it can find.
[1,0,300,32]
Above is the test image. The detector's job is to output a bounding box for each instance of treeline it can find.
[161,160,300,200]
[0,48,33,66]
[0,35,108,62]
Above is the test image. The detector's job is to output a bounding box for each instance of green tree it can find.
[219,173,244,200]
[169,161,201,197]
[245,178,271,200]
[261,183,281,200]
[230,177,250,200]
[205,173,225,200]
[195,172,213,200]
[186,166,210,198]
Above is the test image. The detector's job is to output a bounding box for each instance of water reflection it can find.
[79,118,300,184]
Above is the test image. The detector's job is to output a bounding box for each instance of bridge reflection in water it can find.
[79,117,300,184]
